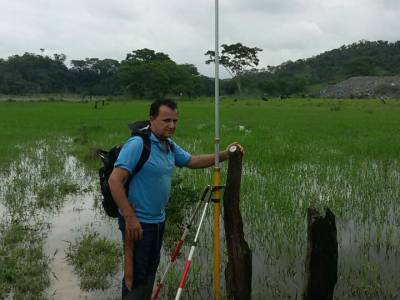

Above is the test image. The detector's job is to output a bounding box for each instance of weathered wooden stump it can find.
[303,207,338,300]
[223,145,252,300]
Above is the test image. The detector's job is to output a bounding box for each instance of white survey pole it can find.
[214,0,220,166]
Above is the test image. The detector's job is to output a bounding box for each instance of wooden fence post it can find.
[223,145,252,300]
[303,207,338,300]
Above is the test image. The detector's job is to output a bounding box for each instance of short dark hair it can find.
[150,98,177,117]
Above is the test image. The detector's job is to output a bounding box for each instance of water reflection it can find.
[0,143,122,299]
[45,193,121,300]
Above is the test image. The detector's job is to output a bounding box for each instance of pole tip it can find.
[229,145,237,152]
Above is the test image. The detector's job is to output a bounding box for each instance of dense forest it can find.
[1,40,399,98]
[0,49,214,97]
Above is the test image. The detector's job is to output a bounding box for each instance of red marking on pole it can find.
[151,283,163,300]
[171,240,184,261]
[178,260,192,289]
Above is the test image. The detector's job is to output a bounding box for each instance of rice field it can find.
[0,98,399,299]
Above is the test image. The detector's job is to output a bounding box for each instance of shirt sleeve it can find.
[114,136,144,174]
[171,141,192,167]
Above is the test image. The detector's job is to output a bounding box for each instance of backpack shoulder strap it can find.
[124,135,150,189]
[132,134,151,176]
[166,138,175,152]
[125,120,152,177]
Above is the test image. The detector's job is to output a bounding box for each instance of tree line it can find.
[1,40,399,98]
[0,48,214,97]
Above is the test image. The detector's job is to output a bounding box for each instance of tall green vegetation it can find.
[0,53,69,94]
[242,40,400,96]
[0,49,212,97]
[205,43,262,94]
[117,48,196,98]
[70,58,120,95]
[1,40,400,97]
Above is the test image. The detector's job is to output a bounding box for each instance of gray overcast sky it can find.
[1,0,399,77]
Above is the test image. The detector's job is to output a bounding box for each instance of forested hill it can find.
[241,40,400,96]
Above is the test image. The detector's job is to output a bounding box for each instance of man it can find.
[108,98,241,299]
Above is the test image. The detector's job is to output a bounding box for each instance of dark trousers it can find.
[118,215,165,300]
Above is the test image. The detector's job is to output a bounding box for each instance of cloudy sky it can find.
[1,0,399,76]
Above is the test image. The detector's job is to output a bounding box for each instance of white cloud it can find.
[0,0,399,76]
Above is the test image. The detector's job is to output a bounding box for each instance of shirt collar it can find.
[150,132,171,144]
[150,132,159,143]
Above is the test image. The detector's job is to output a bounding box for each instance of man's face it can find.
[150,105,178,139]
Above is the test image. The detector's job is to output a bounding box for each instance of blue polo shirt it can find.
[114,133,192,223]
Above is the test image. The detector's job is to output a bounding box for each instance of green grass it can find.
[1,98,399,167]
[0,222,51,299]
[0,136,96,299]
[65,231,122,290]
[1,97,400,299]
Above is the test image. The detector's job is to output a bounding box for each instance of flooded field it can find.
[1,99,400,299]
[0,140,121,299]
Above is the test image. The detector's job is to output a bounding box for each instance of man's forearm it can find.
[187,150,228,169]
[108,169,143,240]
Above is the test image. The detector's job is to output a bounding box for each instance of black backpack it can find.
[96,121,151,218]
